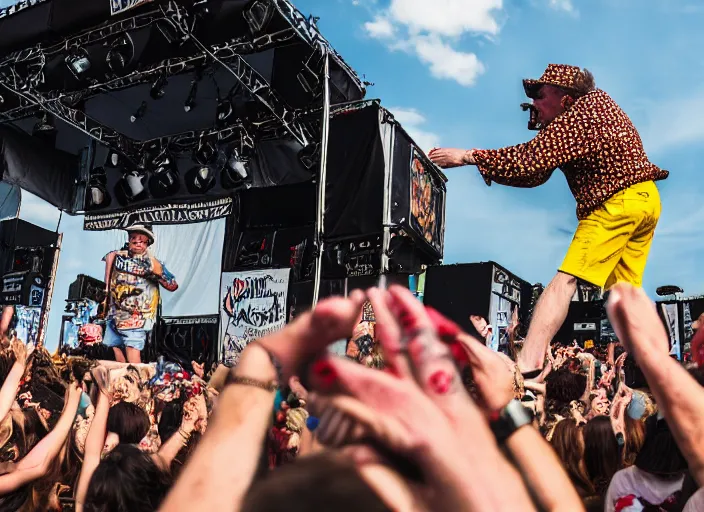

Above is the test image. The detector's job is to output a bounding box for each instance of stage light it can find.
[150,74,167,100]
[193,139,217,166]
[130,101,148,123]
[244,0,274,34]
[105,150,121,168]
[106,33,135,74]
[148,154,181,198]
[298,142,320,170]
[221,151,249,189]
[184,81,197,112]
[115,171,148,206]
[216,97,233,126]
[86,167,111,209]
[65,48,91,78]
[32,113,55,135]
[31,113,57,146]
[185,165,216,195]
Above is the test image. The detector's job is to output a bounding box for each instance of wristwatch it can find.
[489,399,533,445]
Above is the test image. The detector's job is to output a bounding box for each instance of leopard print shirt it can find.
[474,89,669,220]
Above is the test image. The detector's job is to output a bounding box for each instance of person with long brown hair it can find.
[583,416,621,501]
[550,419,593,498]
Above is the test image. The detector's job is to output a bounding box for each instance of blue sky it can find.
[10,0,704,349]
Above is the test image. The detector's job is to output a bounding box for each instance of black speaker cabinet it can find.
[424,262,532,349]
[67,274,106,303]
[148,315,220,372]
[553,301,604,346]
[322,102,447,273]
[287,275,410,319]
[0,219,60,276]
[222,225,315,280]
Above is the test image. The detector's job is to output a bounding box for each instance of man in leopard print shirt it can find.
[430,64,668,375]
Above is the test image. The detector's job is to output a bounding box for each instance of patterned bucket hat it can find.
[523,64,586,99]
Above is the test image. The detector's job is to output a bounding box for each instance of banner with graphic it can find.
[110,0,152,15]
[660,303,681,359]
[219,269,290,366]
[84,197,232,231]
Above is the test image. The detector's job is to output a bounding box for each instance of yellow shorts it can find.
[559,181,661,290]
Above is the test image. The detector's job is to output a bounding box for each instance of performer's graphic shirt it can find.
[104,250,176,331]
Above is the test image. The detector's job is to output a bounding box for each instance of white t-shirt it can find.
[605,466,684,512]
[683,488,704,512]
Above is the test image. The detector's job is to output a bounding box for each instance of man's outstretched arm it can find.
[431,95,598,187]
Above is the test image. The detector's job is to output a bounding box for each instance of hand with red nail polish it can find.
[456,332,515,413]
[425,307,461,340]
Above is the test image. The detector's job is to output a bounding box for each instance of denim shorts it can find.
[102,321,147,351]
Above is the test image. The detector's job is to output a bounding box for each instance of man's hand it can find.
[606,284,670,357]
[456,332,515,413]
[11,339,27,368]
[428,148,476,168]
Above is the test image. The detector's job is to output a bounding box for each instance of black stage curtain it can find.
[324,105,385,238]
[0,125,77,211]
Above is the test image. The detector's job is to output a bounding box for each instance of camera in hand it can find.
[521,103,543,131]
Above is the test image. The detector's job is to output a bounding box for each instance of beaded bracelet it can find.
[225,374,278,392]
[249,341,284,386]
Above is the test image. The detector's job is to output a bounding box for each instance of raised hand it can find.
[307,286,534,511]
[428,148,475,168]
[191,361,205,379]
[11,339,27,368]
[606,284,669,357]
[455,332,515,413]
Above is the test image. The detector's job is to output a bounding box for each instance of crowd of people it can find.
[0,283,701,511]
[0,56,694,511]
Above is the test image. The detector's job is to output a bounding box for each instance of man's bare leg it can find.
[518,271,578,373]
[113,347,126,363]
[126,347,142,364]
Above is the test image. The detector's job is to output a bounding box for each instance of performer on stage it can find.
[103,225,178,364]
[429,64,668,376]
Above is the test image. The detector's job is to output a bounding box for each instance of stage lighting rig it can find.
[150,74,168,100]
[193,139,217,166]
[216,97,234,127]
[31,112,57,146]
[184,68,205,113]
[65,47,91,78]
[184,78,199,113]
[105,150,121,169]
[130,101,148,123]
[106,33,135,75]
[32,113,56,136]
[185,165,216,195]
[86,167,111,210]
[115,169,148,206]
[244,0,275,34]
[221,150,249,189]
[148,153,181,198]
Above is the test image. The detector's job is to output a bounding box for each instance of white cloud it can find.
[18,191,61,230]
[360,0,579,86]
[389,107,441,151]
[387,0,502,38]
[548,0,575,13]
[362,0,500,87]
[364,16,396,39]
[411,35,485,86]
